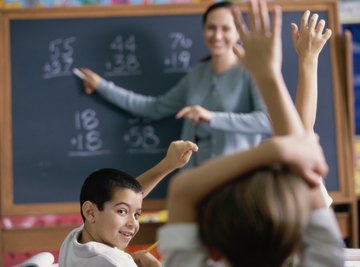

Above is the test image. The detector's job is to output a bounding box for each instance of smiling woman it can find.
[201,2,241,67]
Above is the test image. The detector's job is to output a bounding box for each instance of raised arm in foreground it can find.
[292,10,332,131]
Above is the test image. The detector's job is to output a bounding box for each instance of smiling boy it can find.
[59,140,198,267]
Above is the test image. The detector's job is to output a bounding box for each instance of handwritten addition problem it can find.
[163,32,192,73]
[123,117,164,154]
[69,109,110,157]
[105,35,142,77]
[41,32,189,155]
[43,37,76,79]
[42,31,193,78]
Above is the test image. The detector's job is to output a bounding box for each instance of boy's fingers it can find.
[259,0,270,33]
[272,6,282,39]
[304,170,322,188]
[231,6,248,38]
[315,19,325,34]
[291,23,299,47]
[300,10,310,31]
[249,0,260,31]
[308,13,319,31]
[232,43,245,60]
[185,141,198,152]
[323,28,332,41]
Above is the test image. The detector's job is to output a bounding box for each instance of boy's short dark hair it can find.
[80,168,143,222]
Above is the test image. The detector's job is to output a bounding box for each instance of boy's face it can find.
[92,188,142,249]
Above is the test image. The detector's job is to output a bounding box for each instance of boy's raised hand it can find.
[163,140,198,171]
[232,0,283,80]
[291,10,332,58]
[270,133,328,186]
[136,140,197,197]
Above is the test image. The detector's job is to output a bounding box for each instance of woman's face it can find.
[203,7,239,58]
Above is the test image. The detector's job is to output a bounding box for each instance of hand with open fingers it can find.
[131,250,162,267]
[291,10,332,58]
[164,140,198,170]
[79,68,103,95]
[272,133,328,187]
[231,0,283,80]
[176,105,212,125]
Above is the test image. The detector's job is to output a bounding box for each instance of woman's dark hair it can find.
[200,1,234,62]
[79,168,143,222]
[202,1,234,26]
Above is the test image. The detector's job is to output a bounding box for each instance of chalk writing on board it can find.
[43,37,76,79]
[123,117,164,154]
[69,109,111,157]
[105,35,141,77]
[163,32,192,73]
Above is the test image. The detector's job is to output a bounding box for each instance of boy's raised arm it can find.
[232,0,304,136]
[167,0,328,224]
[136,140,198,197]
[292,11,333,207]
[292,11,332,131]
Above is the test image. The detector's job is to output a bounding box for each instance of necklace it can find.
[82,226,97,243]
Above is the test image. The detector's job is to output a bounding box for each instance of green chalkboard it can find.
[0,2,350,215]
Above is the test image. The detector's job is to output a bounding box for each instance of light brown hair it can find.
[197,166,311,267]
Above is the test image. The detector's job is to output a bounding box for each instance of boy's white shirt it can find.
[58,225,137,267]
[320,181,333,207]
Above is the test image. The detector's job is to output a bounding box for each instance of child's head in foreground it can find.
[79,168,143,250]
[197,166,311,267]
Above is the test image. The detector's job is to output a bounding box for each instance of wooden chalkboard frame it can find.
[0,0,351,216]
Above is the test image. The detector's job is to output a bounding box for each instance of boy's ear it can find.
[82,201,97,223]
